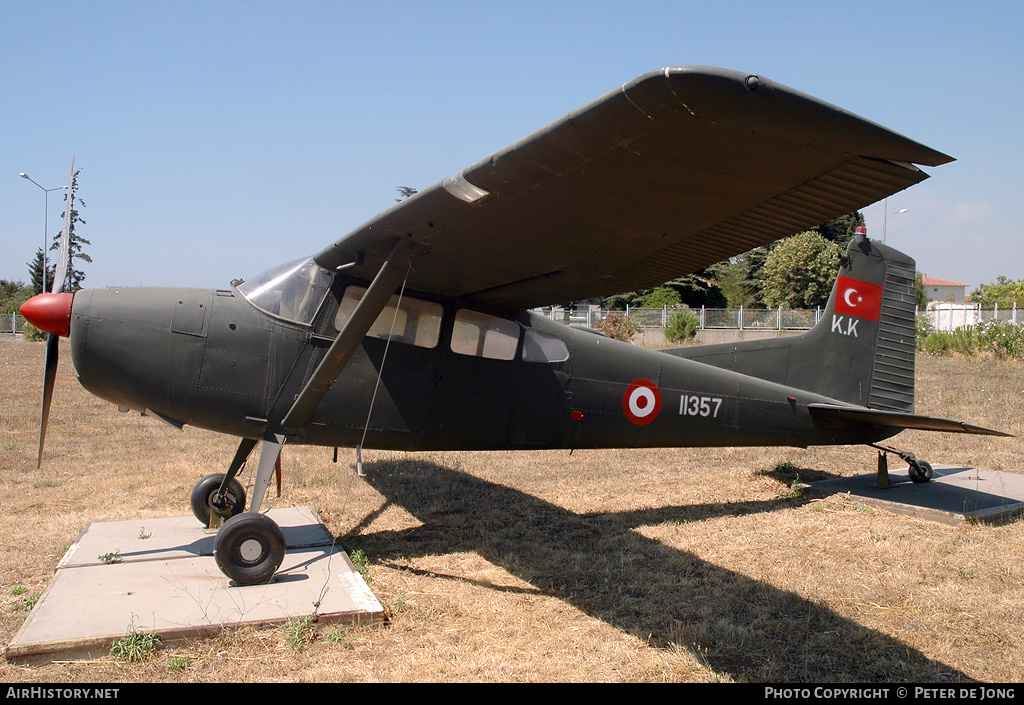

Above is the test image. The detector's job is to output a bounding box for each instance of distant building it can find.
[921,276,967,302]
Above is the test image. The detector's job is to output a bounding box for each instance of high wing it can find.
[315,66,952,309]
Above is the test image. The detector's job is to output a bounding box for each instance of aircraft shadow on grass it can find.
[348,457,970,682]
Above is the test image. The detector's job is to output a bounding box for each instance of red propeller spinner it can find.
[20,292,74,337]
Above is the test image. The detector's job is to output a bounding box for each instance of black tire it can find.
[908,459,934,483]
[190,473,246,526]
[213,512,286,585]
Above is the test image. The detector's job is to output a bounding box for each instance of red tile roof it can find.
[922,276,967,287]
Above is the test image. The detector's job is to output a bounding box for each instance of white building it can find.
[921,276,967,302]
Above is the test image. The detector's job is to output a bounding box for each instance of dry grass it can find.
[1,337,1023,682]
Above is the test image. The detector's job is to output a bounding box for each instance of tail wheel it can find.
[908,459,933,483]
[214,512,286,585]
[190,473,246,526]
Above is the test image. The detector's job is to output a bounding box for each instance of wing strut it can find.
[240,236,416,513]
[280,235,415,435]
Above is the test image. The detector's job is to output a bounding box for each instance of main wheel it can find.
[191,473,246,526]
[213,512,286,585]
[908,459,934,483]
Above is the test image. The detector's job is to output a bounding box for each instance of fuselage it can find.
[65,271,895,453]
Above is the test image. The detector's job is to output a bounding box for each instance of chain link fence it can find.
[0,313,28,334]
[541,304,1021,333]
[536,305,825,331]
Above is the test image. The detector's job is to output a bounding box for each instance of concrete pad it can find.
[5,507,384,660]
[811,464,1024,525]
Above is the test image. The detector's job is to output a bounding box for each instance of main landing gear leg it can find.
[868,443,934,484]
[212,431,288,586]
[189,433,288,586]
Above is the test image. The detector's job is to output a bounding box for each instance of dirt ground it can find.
[1,336,1022,682]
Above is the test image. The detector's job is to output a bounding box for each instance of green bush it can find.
[23,323,46,342]
[975,319,1024,359]
[915,315,935,349]
[664,309,699,343]
[921,321,1024,360]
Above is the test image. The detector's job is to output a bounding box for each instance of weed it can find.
[780,479,810,499]
[167,655,192,672]
[109,619,161,662]
[21,594,38,615]
[385,595,408,618]
[349,549,370,580]
[323,625,356,649]
[9,586,26,596]
[98,550,122,564]
[284,615,315,653]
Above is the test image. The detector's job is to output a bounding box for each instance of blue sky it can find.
[2,1,1022,293]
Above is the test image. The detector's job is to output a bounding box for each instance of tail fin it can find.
[669,228,917,411]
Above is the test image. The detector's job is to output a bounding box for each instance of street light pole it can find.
[881,197,908,245]
[19,173,68,294]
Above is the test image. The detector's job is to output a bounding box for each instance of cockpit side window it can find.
[334,286,444,348]
[237,257,333,326]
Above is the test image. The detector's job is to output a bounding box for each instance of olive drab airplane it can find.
[21,67,1010,586]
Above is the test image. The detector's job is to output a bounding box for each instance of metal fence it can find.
[536,305,825,331]
[0,313,28,334]
[538,303,1021,332]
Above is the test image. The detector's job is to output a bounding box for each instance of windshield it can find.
[236,256,333,325]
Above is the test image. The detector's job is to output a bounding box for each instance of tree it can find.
[603,212,862,312]
[395,186,418,201]
[708,256,759,308]
[27,248,54,296]
[760,231,842,309]
[915,272,930,309]
[970,276,1024,308]
[50,168,91,292]
[0,279,33,314]
[603,270,725,310]
[811,211,865,247]
[715,211,864,308]
[639,286,681,308]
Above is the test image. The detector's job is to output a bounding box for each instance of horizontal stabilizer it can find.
[808,403,1012,437]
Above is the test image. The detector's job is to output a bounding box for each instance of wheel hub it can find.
[239,538,264,563]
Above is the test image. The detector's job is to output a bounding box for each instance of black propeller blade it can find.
[38,332,60,468]
[25,156,75,467]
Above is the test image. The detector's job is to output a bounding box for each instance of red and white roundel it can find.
[623,379,662,425]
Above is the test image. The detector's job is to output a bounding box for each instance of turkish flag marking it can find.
[834,276,883,322]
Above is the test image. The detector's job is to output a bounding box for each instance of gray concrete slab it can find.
[5,507,384,660]
[811,464,1024,525]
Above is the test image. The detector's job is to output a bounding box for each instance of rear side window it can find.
[451,309,520,360]
[335,286,443,348]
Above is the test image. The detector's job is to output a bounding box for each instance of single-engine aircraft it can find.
[21,66,1010,586]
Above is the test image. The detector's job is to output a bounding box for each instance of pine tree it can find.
[27,248,55,296]
[50,168,91,292]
